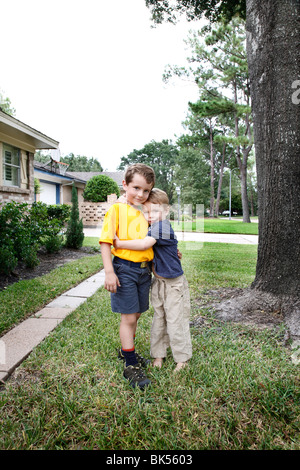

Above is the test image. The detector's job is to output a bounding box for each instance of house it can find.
[0,107,125,207]
[0,108,59,205]
[34,167,125,205]
[34,158,87,205]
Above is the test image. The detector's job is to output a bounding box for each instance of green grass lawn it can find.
[0,241,299,450]
[0,255,101,336]
[172,217,259,235]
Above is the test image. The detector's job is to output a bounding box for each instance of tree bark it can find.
[209,119,215,217]
[233,80,252,223]
[246,0,300,297]
[215,143,227,216]
[237,147,252,223]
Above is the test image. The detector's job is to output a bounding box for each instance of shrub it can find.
[0,242,18,275]
[30,202,71,238]
[34,178,41,195]
[21,244,40,269]
[46,204,71,226]
[43,234,64,253]
[41,203,71,253]
[0,201,71,275]
[0,202,32,261]
[83,175,120,202]
[65,186,84,249]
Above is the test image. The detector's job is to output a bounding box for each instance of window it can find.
[3,144,20,187]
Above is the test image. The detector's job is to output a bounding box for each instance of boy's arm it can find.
[114,236,156,251]
[100,242,121,293]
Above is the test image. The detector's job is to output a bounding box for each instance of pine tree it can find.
[65,185,84,249]
[165,17,253,221]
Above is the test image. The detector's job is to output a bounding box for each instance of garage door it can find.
[39,182,59,204]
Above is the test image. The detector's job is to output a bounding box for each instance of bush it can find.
[83,175,120,202]
[21,244,40,269]
[46,204,71,225]
[0,242,18,275]
[40,203,71,253]
[0,201,71,275]
[65,186,84,249]
[43,234,64,253]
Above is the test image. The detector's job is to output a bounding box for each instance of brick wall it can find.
[79,193,118,227]
[0,187,34,206]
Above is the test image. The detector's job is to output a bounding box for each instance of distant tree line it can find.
[34,151,103,172]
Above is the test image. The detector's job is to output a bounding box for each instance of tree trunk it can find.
[215,143,227,216]
[206,0,300,343]
[209,119,215,217]
[237,148,251,223]
[246,0,300,297]
[233,79,252,223]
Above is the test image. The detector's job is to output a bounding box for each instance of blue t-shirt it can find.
[148,219,184,278]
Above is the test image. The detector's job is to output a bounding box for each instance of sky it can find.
[1,0,202,171]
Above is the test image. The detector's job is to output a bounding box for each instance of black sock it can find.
[121,348,138,367]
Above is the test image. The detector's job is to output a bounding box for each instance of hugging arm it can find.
[114,236,156,251]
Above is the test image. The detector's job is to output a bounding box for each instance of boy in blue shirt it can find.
[114,188,192,372]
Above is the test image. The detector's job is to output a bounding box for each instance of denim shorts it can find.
[111,257,152,314]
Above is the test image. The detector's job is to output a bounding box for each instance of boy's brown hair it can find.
[124,163,155,186]
[148,188,169,205]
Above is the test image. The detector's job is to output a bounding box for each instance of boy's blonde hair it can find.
[147,188,169,205]
[124,163,155,186]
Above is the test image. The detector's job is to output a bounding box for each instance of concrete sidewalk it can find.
[174,231,258,244]
[0,228,258,384]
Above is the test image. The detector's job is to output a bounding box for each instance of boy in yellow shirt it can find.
[99,163,155,389]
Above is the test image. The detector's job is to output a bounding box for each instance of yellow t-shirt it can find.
[99,203,154,263]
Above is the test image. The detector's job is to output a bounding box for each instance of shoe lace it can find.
[128,365,146,379]
[135,353,144,362]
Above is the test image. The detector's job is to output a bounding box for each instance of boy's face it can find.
[143,201,169,225]
[122,173,153,206]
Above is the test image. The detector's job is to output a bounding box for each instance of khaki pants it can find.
[150,275,192,363]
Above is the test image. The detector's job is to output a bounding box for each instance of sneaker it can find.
[135,352,151,368]
[118,349,151,368]
[123,365,151,389]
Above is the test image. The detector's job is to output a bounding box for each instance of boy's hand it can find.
[116,195,127,204]
[104,271,121,293]
[113,235,121,249]
[116,195,141,210]
[177,249,182,259]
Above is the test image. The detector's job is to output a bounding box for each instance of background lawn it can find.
[172,217,259,235]
[1,241,299,450]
